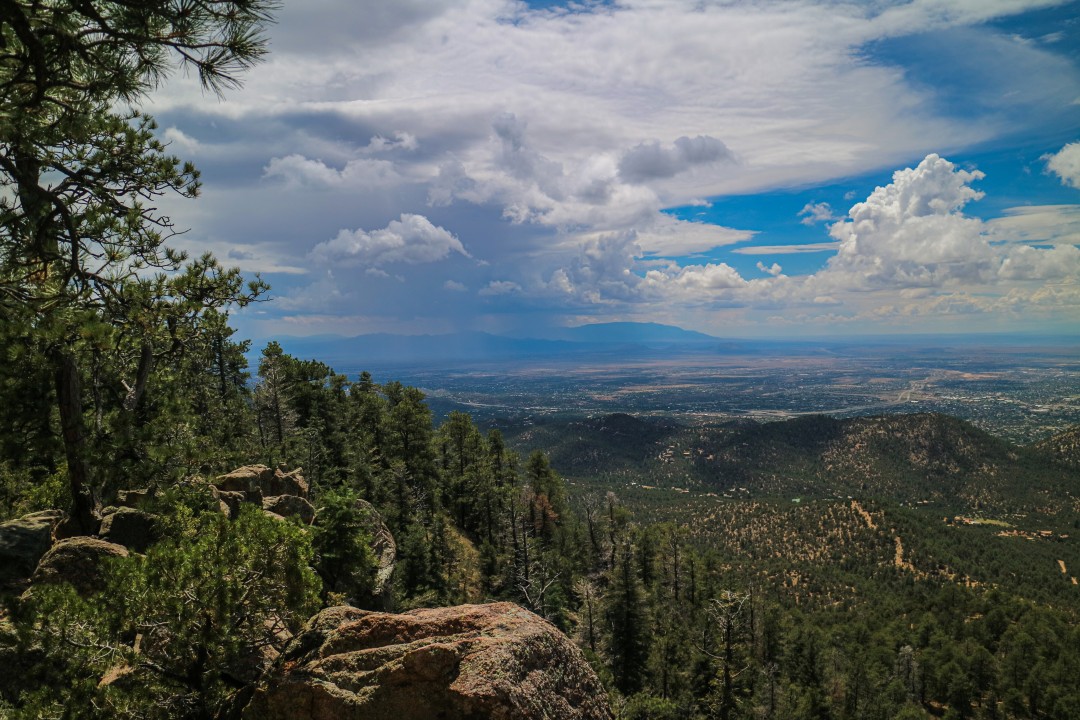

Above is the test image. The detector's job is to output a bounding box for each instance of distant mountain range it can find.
[524,322,717,344]
[256,323,1080,372]
[265,322,725,368]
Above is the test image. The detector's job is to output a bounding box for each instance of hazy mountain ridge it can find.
[530,322,718,344]
[266,323,783,367]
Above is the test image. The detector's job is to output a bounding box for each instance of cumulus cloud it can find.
[541,153,1080,322]
[807,154,1080,303]
[824,154,992,289]
[428,158,477,207]
[444,280,467,292]
[650,262,748,293]
[998,244,1080,280]
[559,232,645,303]
[1045,142,1080,189]
[264,154,404,189]
[170,235,308,275]
[143,0,1080,335]
[618,136,734,184]
[798,202,836,225]
[275,271,347,312]
[311,214,470,267]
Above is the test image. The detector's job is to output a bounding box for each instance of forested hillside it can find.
[3,334,1079,717]
[498,412,1080,513]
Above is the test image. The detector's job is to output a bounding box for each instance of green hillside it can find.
[498,412,1080,514]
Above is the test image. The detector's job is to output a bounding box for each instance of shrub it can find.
[11,505,320,719]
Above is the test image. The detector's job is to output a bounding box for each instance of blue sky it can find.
[146,0,1080,339]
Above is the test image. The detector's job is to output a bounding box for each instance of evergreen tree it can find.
[0,0,275,532]
[311,486,377,607]
[436,411,487,533]
[605,538,651,695]
[348,371,389,502]
[383,382,438,522]
[18,503,319,718]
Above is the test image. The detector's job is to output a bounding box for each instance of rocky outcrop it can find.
[242,602,614,720]
[263,495,316,525]
[210,465,320,526]
[30,537,128,596]
[99,506,161,552]
[116,488,156,509]
[216,490,247,519]
[215,465,309,499]
[0,510,64,592]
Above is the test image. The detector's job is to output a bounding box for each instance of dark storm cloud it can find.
[618,136,735,184]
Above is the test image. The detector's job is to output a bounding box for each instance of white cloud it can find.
[542,153,1080,323]
[1045,142,1080,189]
[733,242,840,255]
[263,154,405,189]
[479,280,522,296]
[804,154,1080,307]
[634,216,755,256]
[311,214,470,267]
[661,263,748,292]
[547,268,574,295]
[444,280,467,292]
[866,0,1071,38]
[162,127,201,153]
[824,154,992,289]
[170,235,308,275]
[167,0,1079,217]
[492,113,565,192]
[989,204,1080,246]
[798,202,836,225]
[998,244,1080,280]
[552,232,645,304]
[143,1,1080,335]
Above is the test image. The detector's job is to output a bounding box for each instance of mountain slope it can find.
[500,412,1079,512]
[1031,425,1080,469]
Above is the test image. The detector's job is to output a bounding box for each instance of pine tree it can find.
[605,538,651,695]
[0,1,276,531]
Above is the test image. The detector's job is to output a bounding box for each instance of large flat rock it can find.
[243,602,613,720]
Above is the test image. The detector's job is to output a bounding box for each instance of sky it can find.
[145,0,1080,340]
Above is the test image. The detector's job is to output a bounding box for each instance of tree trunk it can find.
[123,340,153,413]
[54,349,98,534]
